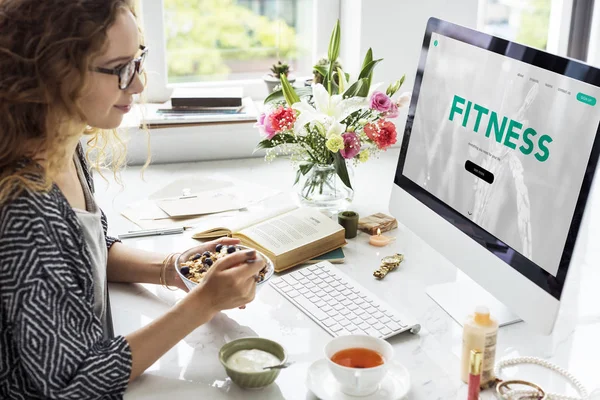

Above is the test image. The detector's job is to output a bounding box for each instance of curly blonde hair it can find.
[0,0,139,204]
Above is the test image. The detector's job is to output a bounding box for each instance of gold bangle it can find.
[496,380,546,399]
[160,252,180,291]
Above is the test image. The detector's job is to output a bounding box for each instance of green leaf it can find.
[254,140,276,153]
[313,65,328,78]
[333,152,352,189]
[264,86,312,105]
[327,20,341,62]
[294,169,302,185]
[358,58,383,85]
[343,77,368,99]
[361,48,373,72]
[280,74,300,106]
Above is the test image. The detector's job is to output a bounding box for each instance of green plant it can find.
[313,57,342,84]
[270,61,291,78]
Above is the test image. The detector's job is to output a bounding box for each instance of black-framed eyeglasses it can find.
[92,45,148,90]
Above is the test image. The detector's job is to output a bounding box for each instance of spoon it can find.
[263,361,294,370]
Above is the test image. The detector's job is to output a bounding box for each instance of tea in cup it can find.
[325,334,394,396]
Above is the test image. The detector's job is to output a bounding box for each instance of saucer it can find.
[306,359,410,400]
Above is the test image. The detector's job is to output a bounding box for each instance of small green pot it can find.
[219,337,287,389]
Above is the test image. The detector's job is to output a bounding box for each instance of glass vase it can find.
[297,164,354,213]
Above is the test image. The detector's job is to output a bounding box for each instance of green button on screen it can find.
[576,92,596,106]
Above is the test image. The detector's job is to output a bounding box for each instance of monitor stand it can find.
[426,271,522,327]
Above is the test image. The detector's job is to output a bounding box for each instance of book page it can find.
[238,207,343,256]
[190,192,296,238]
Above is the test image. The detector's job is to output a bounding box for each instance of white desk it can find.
[95,150,600,399]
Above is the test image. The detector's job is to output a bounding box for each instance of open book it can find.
[192,206,346,272]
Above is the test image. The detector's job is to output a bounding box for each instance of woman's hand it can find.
[165,237,241,292]
[185,246,266,322]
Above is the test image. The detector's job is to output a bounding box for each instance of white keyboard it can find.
[270,261,421,339]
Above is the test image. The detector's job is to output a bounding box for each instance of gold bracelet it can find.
[160,252,180,291]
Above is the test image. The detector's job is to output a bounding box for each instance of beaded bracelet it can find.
[160,252,180,291]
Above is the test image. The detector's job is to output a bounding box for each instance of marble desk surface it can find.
[94,150,600,400]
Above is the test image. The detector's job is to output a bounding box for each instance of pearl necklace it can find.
[494,357,588,400]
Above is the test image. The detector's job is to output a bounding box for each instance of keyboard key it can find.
[305,282,316,290]
[340,319,352,327]
[358,322,370,330]
[299,288,310,295]
[320,305,333,313]
[324,277,335,284]
[347,293,358,301]
[387,322,401,331]
[366,317,378,325]
[330,324,343,332]
[305,292,318,301]
[322,295,334,303]
[299,269,312,277]
[367,328,383,338]
[340,309,351,316]
[348,304,359,311]
[338,328,352,336]
[313,278,324,285]
[315,300,326,308]
[334,314,345,322]
[326,308,338,317]
[373,322,385,331]
[282,275,297,285]
[322,318,337,327]
[293,283,304,290]
[347,325,360,332]
[380,316,391,324]
[341,299,352,307]
[293,296,328,321]
[307,266,320,272]
[341,289,352,296]
[373,311,384,319]
[334,294,346,302]
[359,302,371,310]
[350,316,362,324]
[381,327,393,336]
[333,304,345,311]
[366,307,378,315]
[355,309,366,316]
[286,290,300,298]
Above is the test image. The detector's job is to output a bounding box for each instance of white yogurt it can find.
[226,349,281,373]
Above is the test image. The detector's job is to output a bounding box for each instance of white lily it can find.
[292,83,368,138]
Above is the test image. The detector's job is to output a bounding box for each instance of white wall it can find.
[340,0,479,134]
[125,0,479,165]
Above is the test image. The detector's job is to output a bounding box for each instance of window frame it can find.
[139,0,341,103]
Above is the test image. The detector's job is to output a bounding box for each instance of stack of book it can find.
[142,87,257,127]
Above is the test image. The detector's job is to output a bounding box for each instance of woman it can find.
[0,1,265,398]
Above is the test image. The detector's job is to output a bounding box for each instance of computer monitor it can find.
[390,17,600,334]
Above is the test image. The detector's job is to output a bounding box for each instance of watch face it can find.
[382,254,402,265]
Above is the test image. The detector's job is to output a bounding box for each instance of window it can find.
[478,0,555,50]
[140,0,340,102]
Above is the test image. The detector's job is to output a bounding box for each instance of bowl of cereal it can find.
[175,244,274,292]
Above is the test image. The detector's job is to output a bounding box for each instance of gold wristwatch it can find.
[373,253,404,279]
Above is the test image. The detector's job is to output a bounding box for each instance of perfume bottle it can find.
[468,349,482,400]
[460,306,498,386]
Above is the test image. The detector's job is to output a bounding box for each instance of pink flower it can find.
[370,91,392,112]
[385,102,399,118]
[255,112,277,139]
[270,106,296,132]
[340,132,361,159]
[364,120,397,149]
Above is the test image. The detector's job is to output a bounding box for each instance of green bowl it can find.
[219,337,287,389]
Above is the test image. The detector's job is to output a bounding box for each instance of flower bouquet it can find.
[255,20,410,210]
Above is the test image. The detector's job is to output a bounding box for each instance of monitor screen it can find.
[395,18,600,300]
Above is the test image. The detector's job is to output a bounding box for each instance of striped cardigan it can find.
[0,147,131,399]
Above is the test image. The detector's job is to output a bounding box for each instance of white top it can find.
[73,155,108,337]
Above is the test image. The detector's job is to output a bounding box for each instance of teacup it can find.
[324,334,394,396]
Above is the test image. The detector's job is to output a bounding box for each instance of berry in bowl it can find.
[174,244,274,292]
